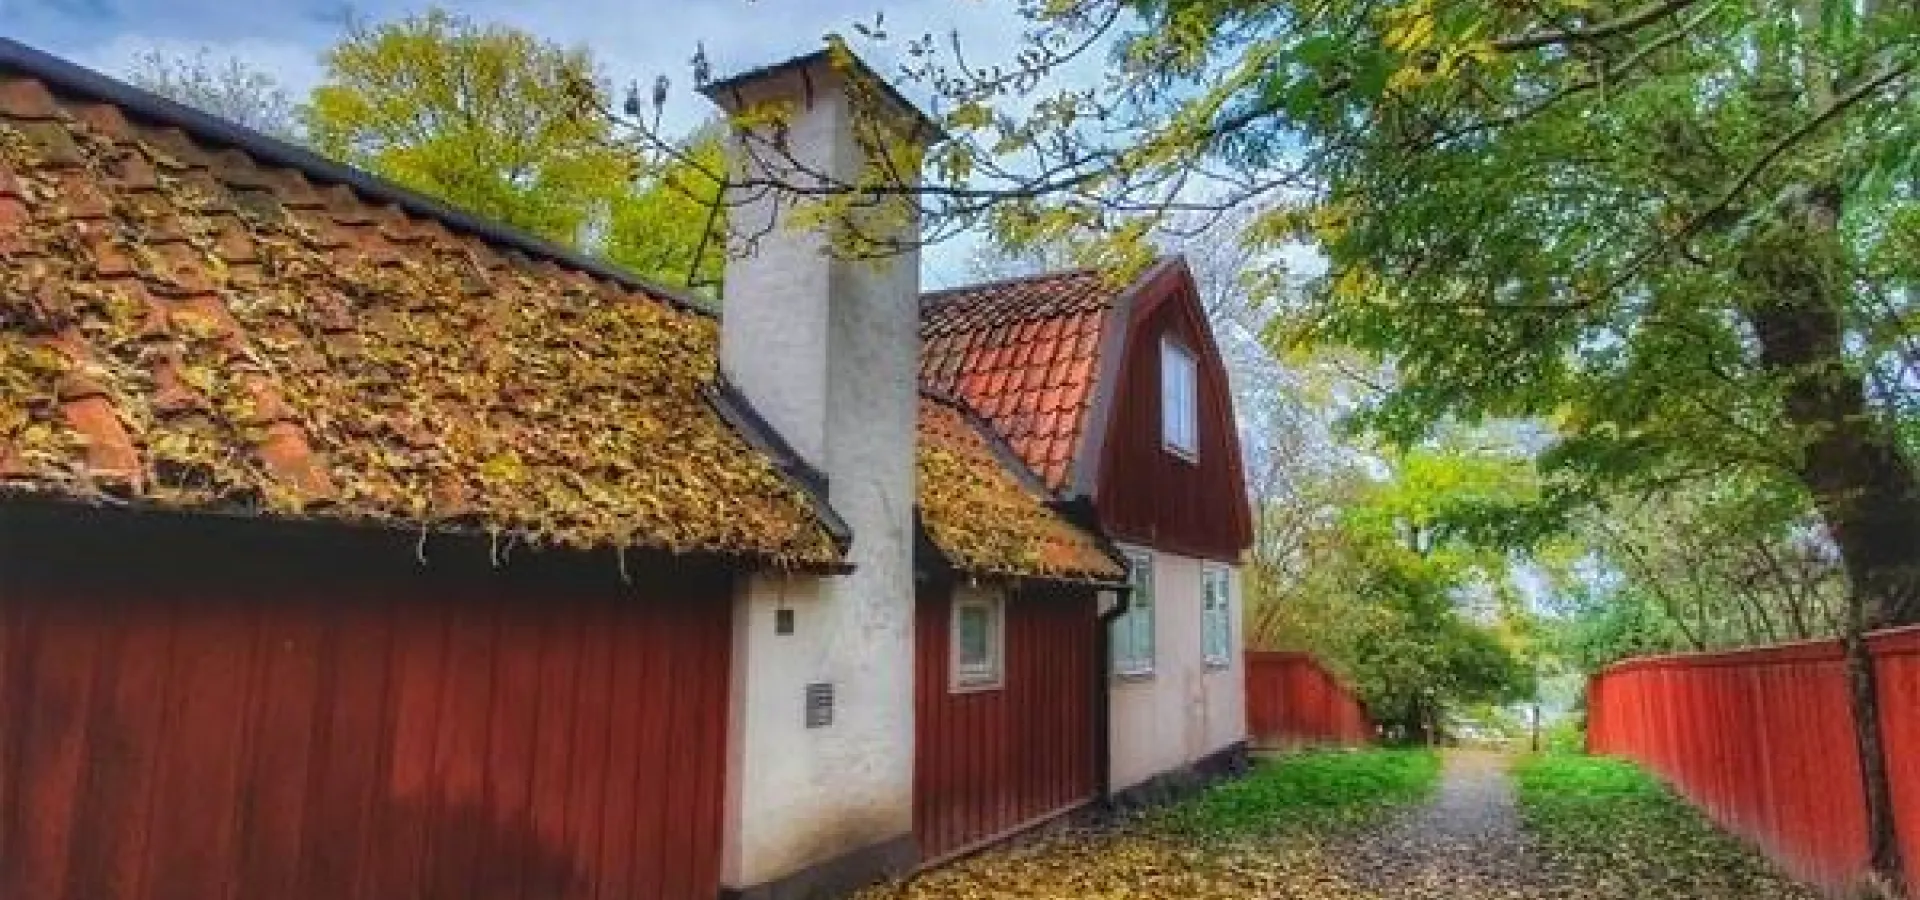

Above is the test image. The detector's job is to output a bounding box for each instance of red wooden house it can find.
[922,261,1256,796]
[0,42,1128,900]
[0,38,1252,900]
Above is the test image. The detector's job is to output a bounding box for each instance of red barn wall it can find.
[1090,271,1251,562]
[913,584,1098,863]
[0,506,734,900]
[1587,626,1920,896]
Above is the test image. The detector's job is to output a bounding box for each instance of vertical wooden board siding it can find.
[71,601,172,900]
[0,524,735,900]
[914,585,1099,862]
[1090,277,1252,562]
[482,594,545,900]
[367,601,447,900]
[422,599,496,900]
[1874,628,1920,891]
[627,605,673,900]
[11,601,100,900]
[1244,652,1369,750]
[561,601,613,895]
[1589,629,1920,896]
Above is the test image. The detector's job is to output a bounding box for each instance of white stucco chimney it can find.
[703,47,940,898]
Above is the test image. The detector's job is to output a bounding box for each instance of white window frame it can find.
[1112,548,1156,677]
[951,590,1005,692]
[1202,564,1233,669]
[1160,337,1199,460]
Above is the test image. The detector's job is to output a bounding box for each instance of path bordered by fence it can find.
[1587,626,1920,896]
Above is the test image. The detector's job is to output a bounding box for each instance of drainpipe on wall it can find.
[1094,585,1132,807]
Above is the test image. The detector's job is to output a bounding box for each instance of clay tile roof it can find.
[919,268,1121,492]
[916,394,1124,585]
[0,46,843,568]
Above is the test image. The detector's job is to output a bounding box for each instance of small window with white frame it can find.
[951,590,1005,691]
[1112,549,1156,676]
[1202,564,1233,669]
[1161,337,1199,459]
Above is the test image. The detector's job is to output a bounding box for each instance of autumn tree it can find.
[1250,446,1543,743]
[604,128,727,290]
[626,10,1913,881]
[1576,478,1847,652]
[304,8,633,246]
[125,47,302,141]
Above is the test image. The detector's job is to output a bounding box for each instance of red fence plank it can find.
[914,585,1099,863]
[1588,626,1920,896]
[1243,651,1370,749]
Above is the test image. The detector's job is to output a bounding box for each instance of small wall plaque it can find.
[775,608,795,635]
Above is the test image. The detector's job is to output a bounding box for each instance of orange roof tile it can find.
[919,269,1120,492]
[915,394,1123,585]
[0,63,842,567]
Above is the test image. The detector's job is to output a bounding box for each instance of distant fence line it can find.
[1244,651,1371,749]
[1587,626,1920,896]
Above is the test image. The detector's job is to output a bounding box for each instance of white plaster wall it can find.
[1109,549,1247,791]
[715,61,921,891]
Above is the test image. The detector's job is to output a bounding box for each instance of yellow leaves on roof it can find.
[0,103,840,568]
[916,397,1123,585]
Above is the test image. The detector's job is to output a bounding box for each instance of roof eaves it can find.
[0,37,718,318]
[1045,495,1130,586]
[0,486,854,575]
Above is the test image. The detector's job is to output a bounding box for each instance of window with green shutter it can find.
[1202,564,1232,668]
[1113,549,1155,675]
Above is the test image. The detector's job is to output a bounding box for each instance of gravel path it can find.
[867,750,1819,900]
[1333,751,1575,899]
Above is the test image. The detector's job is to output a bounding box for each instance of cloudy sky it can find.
[0,0,1029,104]
[1,0,1060,284]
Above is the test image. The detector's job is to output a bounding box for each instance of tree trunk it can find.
[1844,625,1907,898]
[1741,188,1915,893]
[1739,190,1920,632]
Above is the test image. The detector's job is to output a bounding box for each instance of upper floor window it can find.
[1161,337,1198,459]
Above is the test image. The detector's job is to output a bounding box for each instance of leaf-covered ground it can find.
[860,750,1819,900]
[1512,754,1821,900]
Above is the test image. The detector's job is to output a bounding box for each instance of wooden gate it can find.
[0,508,734,900]
[913,584,1098,863]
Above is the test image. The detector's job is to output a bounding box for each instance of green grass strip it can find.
[1162,748,1440,839]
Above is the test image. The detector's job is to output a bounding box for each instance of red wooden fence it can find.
[0,512,735,900]
[1588,626,1920,896]
[1244,651,1370,749]
[914,585,1099,863]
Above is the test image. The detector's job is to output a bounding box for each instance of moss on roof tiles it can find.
[0,95,840,567]
[916,396,1124,585]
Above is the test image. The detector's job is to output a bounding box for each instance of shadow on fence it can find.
[1244,650,1371,750]
[1587,625,1920,896]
